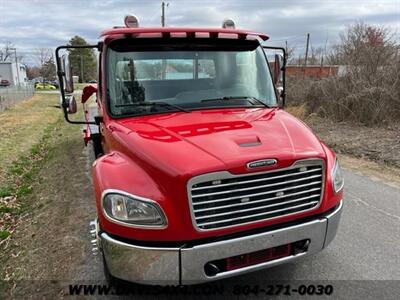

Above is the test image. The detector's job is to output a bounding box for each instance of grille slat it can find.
[194,193,321,214]
[192,174,322,198]
[192,182,322,206]
[192,168,322,191]
[188,160,324,230]
[195,195,320,220]
[197,201,319,227]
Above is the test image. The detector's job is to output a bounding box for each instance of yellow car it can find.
[35,83,57,90]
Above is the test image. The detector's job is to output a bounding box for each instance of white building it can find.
[0,61,28,86]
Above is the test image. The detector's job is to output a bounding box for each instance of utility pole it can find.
[304,33,310,67]
[161,2,168,27]
[161,2,169,79]
[10,47,20,86]
[285,40,288,61]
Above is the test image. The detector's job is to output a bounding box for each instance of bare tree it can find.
[285,45,296,64]
[0,41,15,62]
[294,46,324,66]
[287,22,400,126]
[34,48,53,83]
[26,66,41,80]
[309,46,324,65]
[35,48,52,68]
[329,22,398,75]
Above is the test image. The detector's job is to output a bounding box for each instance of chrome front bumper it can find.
[100,200,343,285]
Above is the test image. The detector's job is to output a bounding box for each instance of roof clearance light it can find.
[222,19,235,29]
[124,15,139,28]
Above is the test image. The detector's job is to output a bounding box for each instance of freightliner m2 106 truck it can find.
[55,16,344,285]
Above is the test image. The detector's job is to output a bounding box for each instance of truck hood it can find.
[111,108,325,177]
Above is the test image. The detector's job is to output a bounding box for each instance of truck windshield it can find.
[107,39,277,117]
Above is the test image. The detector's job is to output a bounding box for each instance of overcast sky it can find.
[1,0,399,65]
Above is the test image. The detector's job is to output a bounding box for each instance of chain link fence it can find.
[0,84,35,112]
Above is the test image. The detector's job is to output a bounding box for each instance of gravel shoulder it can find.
[307,117,400,169]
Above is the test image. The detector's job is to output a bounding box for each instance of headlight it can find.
[332,159,344,193]
[102,191,167,227]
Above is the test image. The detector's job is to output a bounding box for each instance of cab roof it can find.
[100,27,269,42]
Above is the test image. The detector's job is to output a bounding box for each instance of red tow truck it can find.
[55,16,344,285]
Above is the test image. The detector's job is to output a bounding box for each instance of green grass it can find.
[0,120,60,217]
[0,188,12,198]
[0,93,60,173]
[0,93,73,242]
[0,92,85,242]
[0,206,13,214]
[0,92,86,295]
[0,230,10,240]
[31,144,40,155]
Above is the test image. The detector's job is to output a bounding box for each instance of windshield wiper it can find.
[115,101,191,113]
[200,96,270,107]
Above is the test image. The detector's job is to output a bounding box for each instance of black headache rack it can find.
[55,43,102,125]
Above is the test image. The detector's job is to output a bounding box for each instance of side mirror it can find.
[264,46,286,107]
[61,54,74,94]
[276,87,284,107]
[66,95,77,114]
[273,53,284,85]
[55,43,100,125]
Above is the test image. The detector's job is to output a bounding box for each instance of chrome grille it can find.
[188,159,324,230]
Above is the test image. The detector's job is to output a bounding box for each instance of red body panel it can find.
[93,107,342,241]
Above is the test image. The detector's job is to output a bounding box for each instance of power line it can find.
[269,34,307,43]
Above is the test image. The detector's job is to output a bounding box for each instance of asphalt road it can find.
[74,163,400,299]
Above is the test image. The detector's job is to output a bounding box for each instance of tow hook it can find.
[204,263,220,277]
[293,239,310,255]
[89,220,99,256]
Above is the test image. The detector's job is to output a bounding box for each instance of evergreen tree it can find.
[67,36,97,83]
[41,57,56,81]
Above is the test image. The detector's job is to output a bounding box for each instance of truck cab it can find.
[56,17,343,285]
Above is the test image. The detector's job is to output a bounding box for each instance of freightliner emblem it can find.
[247,159,278,169]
